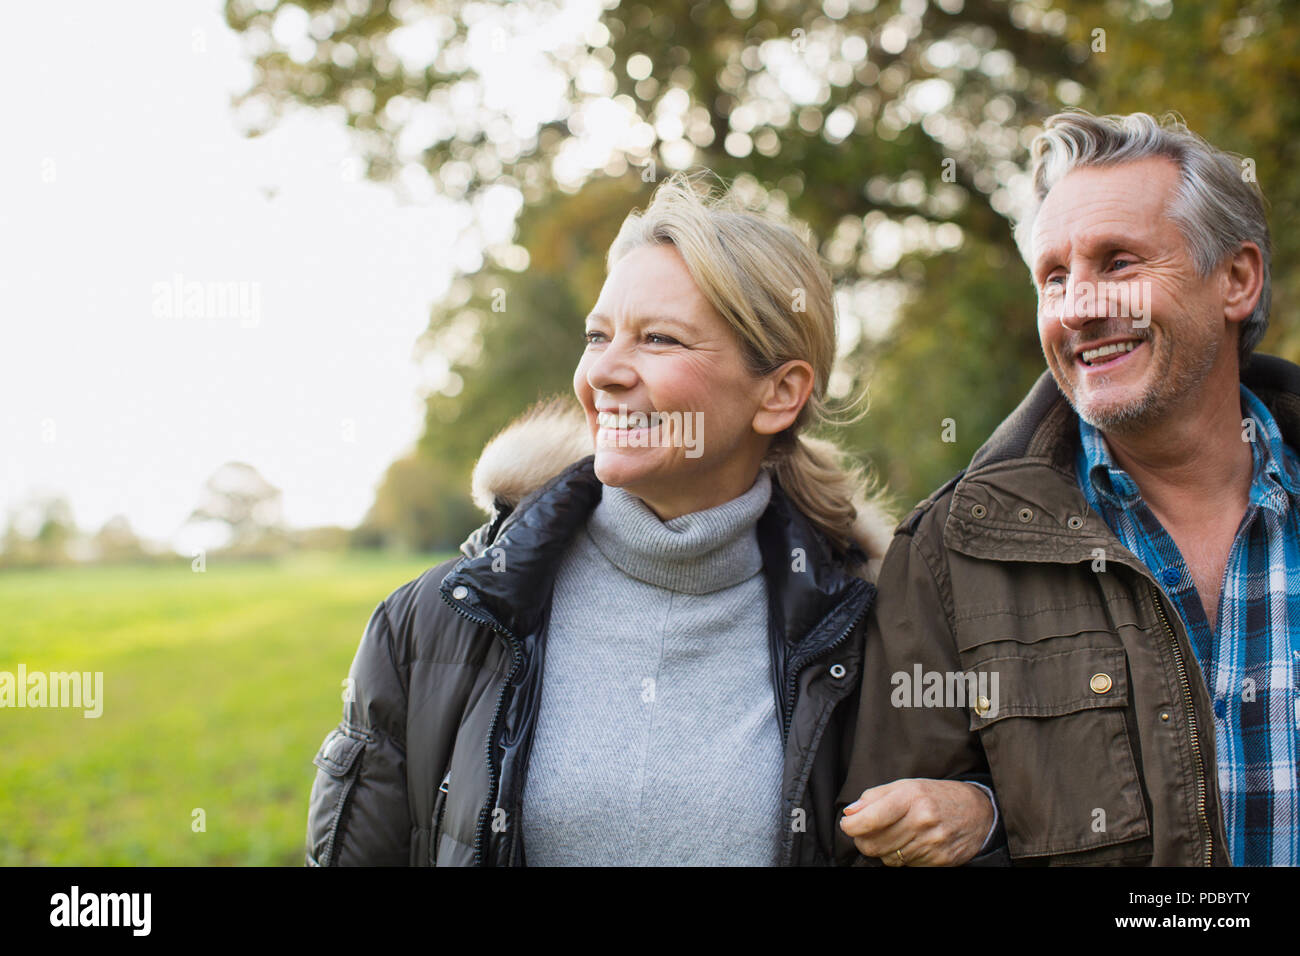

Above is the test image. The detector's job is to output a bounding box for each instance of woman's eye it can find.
[646,333,679,345]
[584,330,606,344]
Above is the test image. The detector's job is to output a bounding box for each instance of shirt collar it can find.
[1077,384,1300,513]
[1076,416,1137,508]
[1241,384,1300,509]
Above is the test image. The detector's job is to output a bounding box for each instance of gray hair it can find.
[1014,110,1271,363]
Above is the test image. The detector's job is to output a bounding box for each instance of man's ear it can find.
[752,360,815,436]
[1221,241,1265,325]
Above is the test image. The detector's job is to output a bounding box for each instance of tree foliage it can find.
[225,0,1299,532]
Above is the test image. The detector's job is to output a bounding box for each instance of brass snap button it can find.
[452,585,469,600]
[974,695,991,715]
[1067,515,1084,530]
[1090,673,1112,694]
[1017,507,1034,523]
[971,504,987,519]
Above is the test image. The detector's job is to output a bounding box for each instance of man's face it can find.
[1030,157,1228,433]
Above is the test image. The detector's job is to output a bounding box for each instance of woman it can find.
[305,173,995,866]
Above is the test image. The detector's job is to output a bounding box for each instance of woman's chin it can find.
[593,447,674,490]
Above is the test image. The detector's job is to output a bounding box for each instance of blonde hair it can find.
[606,171,884,560]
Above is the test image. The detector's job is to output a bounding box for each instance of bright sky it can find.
[1,2,472,552]
[0,1,999,555]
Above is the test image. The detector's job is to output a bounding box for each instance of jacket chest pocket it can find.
[957,631,1151,860]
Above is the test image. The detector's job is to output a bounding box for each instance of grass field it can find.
[0,551,446,866]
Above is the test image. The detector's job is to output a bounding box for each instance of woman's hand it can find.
[839,778,995,866]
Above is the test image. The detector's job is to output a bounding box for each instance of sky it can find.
[0,0,963,556]
[1,2,473,552]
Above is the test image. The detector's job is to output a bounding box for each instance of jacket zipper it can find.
[1149,581,1213,866]
[780,583,872,742]
[438,587,522,867]
[776,584,872,865]
[431,771,451,865]
[445,573,871,864]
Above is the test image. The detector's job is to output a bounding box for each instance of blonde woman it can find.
[305,173,1001,866]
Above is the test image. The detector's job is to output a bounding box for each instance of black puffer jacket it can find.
[305,405,894,866]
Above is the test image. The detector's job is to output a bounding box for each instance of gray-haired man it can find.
[838,110,1300,865]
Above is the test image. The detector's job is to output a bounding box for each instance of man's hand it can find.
[839,778,994,866]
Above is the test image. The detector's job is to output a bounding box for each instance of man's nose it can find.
[1057,269,1103,331]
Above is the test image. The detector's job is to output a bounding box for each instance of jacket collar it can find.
[440,455,874,654]
[944,353,1300,564]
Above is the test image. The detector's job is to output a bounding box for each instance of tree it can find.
[0,494,78,567]
[90,515,150,563]
[225,0,1298,510]
[358,450,483,551]
[187,462,285,553]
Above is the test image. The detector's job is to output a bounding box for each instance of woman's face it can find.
[573,243,784,519]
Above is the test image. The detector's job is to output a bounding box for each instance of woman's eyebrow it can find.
[585,312,692,333]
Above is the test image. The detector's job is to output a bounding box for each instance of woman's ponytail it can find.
[765,432,892,574]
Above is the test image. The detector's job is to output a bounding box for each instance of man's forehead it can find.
[1031,157,1179,260]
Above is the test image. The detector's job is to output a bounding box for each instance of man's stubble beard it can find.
[1056,328,1220,437]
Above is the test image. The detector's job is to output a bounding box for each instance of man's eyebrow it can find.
[1033,232,1144,278]
[1032,247,1064,278]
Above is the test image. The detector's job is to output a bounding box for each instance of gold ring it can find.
[895,849,905,866]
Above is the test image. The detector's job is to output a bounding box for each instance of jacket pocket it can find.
[306,723,370,866]
[961,644,1151,859]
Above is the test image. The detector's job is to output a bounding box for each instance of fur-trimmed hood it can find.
[469,397,896,582]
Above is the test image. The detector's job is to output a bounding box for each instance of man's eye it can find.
[1109,258,1133,271]
[584,330,606,344]
[1044,274,1066,289]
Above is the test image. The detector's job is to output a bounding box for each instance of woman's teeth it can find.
[597,411,663,429]
[1081,341,1138,365]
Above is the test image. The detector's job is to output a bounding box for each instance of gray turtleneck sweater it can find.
[522,469,784,866]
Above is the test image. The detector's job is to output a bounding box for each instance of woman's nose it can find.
[586,336,639,391]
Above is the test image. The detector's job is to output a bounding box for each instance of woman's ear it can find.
[752,360,815,436]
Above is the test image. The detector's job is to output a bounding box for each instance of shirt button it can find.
[452,585,468,600]
[1161,568,1180,587]
[1214,698,1226,720]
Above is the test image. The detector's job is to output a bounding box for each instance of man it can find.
[838,109,1300,866]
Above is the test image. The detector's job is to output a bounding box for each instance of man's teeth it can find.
[597,411,663,429]
[1081,341,1139,365]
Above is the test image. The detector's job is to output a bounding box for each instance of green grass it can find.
[0,551,447,866]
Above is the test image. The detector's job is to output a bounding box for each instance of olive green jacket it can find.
[836,353,1300,865]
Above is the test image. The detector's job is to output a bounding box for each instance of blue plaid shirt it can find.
[1076,385,1300,866]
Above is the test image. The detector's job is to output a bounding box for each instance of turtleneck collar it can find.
[585,468,772,595]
